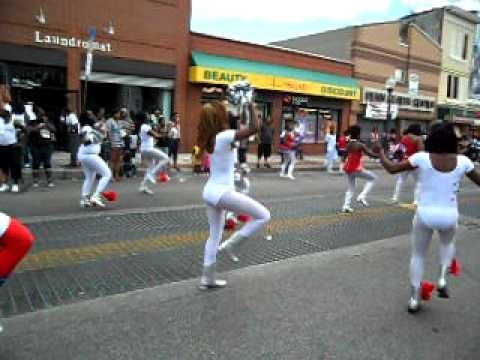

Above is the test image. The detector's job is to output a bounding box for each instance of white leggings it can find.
[79,154,112,197]
[141,148,169,183]
[409,214,456,288]
[281,151,296,175]
[203,191,271,266]
[393,170,419,202]
[343,169,377,207]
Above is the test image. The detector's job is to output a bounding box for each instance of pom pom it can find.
[421,281,436,301]
[101,191,118,202]
[158,172,170,183]
[225,218,237,230]
[450,258,461,277]
[237,214,251,223]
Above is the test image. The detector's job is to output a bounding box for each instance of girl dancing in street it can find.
[341,125,378,213]
[374,122,480,313]
[78,114,112,208]
[198,101,270,289]
[138,113,169,195]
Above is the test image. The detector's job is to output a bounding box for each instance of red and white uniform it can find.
[391,135,421,203]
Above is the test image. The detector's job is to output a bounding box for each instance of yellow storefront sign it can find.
[189,66,360,100]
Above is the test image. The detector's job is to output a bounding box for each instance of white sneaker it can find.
[33,182,39,188]
[139,185,154,195]
[0,184,9,192]
[279,173,286,178]
[286,174,295,180]
[341,206,354,213]
[47,182,55,188]
[90,194,106,208]
[146,173,157,184]
[356,197,369,207]
[11,184,19,193]
[80,198,91,208]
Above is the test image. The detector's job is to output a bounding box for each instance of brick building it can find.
[273,21,442,136]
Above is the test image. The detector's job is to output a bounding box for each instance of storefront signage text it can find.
[34,31,112,52]
[190,66,360,101]
[363,88,434,112]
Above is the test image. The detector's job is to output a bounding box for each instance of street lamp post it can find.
[384,77,396,150]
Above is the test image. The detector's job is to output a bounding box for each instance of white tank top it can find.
[0,212,11,238]
[202,130,236,205]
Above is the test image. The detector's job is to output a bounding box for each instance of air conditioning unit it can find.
[394,69,405,82]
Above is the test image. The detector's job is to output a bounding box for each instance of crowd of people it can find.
[0,99,182,194]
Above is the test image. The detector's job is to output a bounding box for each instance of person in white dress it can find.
[197,101,271,289]
[374,122,480,313]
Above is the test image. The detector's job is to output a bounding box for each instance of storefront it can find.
[188,51,359,153]
[359,87,436,139]
[438,105,480,137]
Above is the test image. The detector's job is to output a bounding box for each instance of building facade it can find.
[272,22,441,137]
[187,33,359,154]
[0,0,190,148]
[402,6,480,134]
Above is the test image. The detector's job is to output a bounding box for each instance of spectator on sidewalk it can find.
[27,110,56,188]
[0,105,24,193]
[324,126,338,173]
[61,108,80,167]
[257,116,273,168]
[106,109,124,181]
[94,110,109,162]
[156,117,169,155]
[168,112,181,171]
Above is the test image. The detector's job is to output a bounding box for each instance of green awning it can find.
[192,51,357,88]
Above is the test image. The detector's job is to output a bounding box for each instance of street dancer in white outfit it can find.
[78,116,112,208]
[375,122,480,313]
[138,113,169,194]
[198,101,271,289]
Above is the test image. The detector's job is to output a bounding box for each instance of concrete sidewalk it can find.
[1,226,479,359]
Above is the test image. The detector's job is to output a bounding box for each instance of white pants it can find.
[409,214,456,288]
[141,148,169,184]
[281,151,296,176]
[203,191,271,266]
[343,170,377,208]
[325,150,338,172]
[79,154,112,197]
[392,170,419,202]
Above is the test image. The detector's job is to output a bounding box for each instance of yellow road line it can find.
[19,206,411,272]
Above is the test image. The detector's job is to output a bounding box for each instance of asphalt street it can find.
[0,170,479,359]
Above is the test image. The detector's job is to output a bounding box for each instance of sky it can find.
[191,0,480,44]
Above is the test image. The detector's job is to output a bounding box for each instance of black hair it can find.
[349,125,361,140]
[137,112,149,124]
[79,112,94,127]
[406,123,422,136]
[425,122,458,154]
[343,130,349,136]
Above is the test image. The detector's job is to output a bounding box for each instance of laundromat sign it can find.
[189,66,360,100]
[34,31,112,52]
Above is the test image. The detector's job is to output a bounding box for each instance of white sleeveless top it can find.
[78,125,101,156]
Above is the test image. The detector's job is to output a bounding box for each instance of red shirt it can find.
[338,136,347,150]
[344,149,363,173]
[401,135,419,157]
